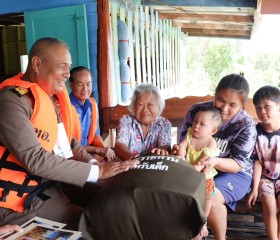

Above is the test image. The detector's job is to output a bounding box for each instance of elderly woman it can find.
[115,84,172,161]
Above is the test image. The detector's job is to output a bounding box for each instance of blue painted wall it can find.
[0,0,99,101]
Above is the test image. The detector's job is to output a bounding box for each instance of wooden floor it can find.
[206,211,268,240]
[207,235,268,240]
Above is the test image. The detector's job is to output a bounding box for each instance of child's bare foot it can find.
[193,224,208,240]
[200,224,208,237]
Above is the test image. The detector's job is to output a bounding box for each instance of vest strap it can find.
[0,180,44,195]
[0,149,28,173]
[18,175,42,197]
[23,181,53,209]
[0,149,10,171]
[0,180,53,209]
[0,149,54,209]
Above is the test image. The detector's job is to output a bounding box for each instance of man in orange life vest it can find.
[69,66,115,161]
[0,37,139,230]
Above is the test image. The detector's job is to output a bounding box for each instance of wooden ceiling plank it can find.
[150,6,256,15]
[158,12,254,23]
[174,22,252,30]
[182,28,251,36]
[186,32,251,39]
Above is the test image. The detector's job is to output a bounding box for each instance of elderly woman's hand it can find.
[150,148,169,155]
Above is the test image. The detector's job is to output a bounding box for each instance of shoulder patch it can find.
[11,86,29,97]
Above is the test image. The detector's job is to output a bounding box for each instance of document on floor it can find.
[0,216,82,240]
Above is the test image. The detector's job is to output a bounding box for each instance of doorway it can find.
[0,13,26,82]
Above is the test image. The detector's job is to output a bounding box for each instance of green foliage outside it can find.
[184,37,280,97]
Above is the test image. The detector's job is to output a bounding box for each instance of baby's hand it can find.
[197,156,217,174]
[194,164,205,172]
[171,144,180,155]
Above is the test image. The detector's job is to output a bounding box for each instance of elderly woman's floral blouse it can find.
[116,115,172,156]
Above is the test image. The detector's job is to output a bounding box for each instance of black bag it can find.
[80,154,206,240]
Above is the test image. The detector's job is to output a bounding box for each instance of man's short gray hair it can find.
[128,83,165,115]
[29,37,69,62]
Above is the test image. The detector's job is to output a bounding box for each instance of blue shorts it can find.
[214,171,252,211]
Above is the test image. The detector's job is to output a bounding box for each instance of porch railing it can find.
[109,3,184,105]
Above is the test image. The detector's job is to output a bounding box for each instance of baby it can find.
[177,107,222,239]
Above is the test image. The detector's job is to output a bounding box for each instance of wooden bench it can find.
[101,95,267,239]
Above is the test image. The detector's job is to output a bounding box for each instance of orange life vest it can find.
[72,97,103,147]
[0,73,73,212]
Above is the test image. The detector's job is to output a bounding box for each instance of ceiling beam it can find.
[173,22,252,31]
[186,32,251,39]
[151,6,256,15]
[182,28,251,36]
[158,12,254,23]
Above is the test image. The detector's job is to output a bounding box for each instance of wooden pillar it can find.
[98,0,111,133]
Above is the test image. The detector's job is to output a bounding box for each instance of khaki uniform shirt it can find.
[0,84,94,225]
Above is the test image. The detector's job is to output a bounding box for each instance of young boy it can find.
[246,85,280,240]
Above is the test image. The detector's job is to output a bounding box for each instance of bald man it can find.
[0,37,138,230]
